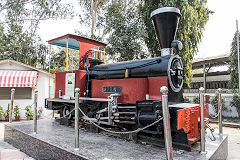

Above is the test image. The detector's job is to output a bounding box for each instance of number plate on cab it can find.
[102,86,122,94]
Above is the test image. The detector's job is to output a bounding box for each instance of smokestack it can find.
[150,7,181,56]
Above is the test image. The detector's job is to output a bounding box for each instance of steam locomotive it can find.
[45,7,209,150]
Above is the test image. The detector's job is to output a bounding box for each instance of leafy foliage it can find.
[0,106,4,118]
[49,48,79,72]
[0,0,73,68]
[139,0,212,87]
[50,49,66,70]
[25,105,33,117]
[193,96,200,104]
[0,23,46,67]
[230,94,240,117]
[79,0,212,82]
[228,32,240,90]
[4,104,10,117]
[78,0,148,62]
[105,1,148,62]
[14,105,20,117]
[210,93,226,111]
[77,0,108,38]
[0,0,73,27]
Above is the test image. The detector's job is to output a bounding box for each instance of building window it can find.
[0,87,32,99]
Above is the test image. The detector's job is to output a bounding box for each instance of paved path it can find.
[210,123,240,160]
[0,121,34,160]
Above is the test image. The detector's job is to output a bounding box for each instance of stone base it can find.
[4,119,228,160]
[206,133,228,160]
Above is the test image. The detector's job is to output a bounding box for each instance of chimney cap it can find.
[151,7,181,18]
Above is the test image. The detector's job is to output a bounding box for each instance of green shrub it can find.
[193,96,200,104]
[210,93,227,111]
[14,105,20,117]
[230,94,240,116]
[0,106,4,118]
[25,105,33,117]
[4,104,10,117]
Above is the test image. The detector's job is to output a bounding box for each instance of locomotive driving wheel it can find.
[62,106,73,119]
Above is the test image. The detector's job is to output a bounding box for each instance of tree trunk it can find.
[90,0,96,37]
[92,11,96,37]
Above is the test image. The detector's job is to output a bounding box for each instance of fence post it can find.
[33,89,38,134]
[74,88,80,150]
[160,86,173,160]
[9,88,15,123]
[218,88,222,134]
[199,87,206,153]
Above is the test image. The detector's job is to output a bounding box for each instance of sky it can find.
[38,1,83,42]
[197,0,240,59]
[38,0,240,60]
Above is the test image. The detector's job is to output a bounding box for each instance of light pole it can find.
[236,20,240,93]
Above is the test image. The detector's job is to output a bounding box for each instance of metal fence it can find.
[7,86,225,160]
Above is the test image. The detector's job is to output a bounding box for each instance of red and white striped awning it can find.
[0,70,38,88]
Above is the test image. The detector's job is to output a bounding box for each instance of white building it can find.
[0,59,54,120]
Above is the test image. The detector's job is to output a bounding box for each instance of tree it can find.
[48,48,79,72]
[77,0,147,61]
[0,0,73,34]
[0,0,73,68]
[139,0,212,87]
[77,0,212,78]
[0,21,48,67]
[78,0,108,38]
[230,94,240,117]
[50,50,66,70]
[228,32,240,90]
[105,1,147,61]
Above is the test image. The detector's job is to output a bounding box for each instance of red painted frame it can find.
[55,70,86,98]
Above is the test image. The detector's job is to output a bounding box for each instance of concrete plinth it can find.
[4,119,228,160]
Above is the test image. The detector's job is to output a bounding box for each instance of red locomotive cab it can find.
[55,70,86,98]
[47,34,107,99]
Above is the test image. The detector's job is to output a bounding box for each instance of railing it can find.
[7,86,224,159]
[198,87,223,154]
[73,87,170,159]
[33,89,38,134]
[9,88,15,123]
[199,87,206,153]
[74,88,80,150]
[8,88,38,134]
[160,86,173,160]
